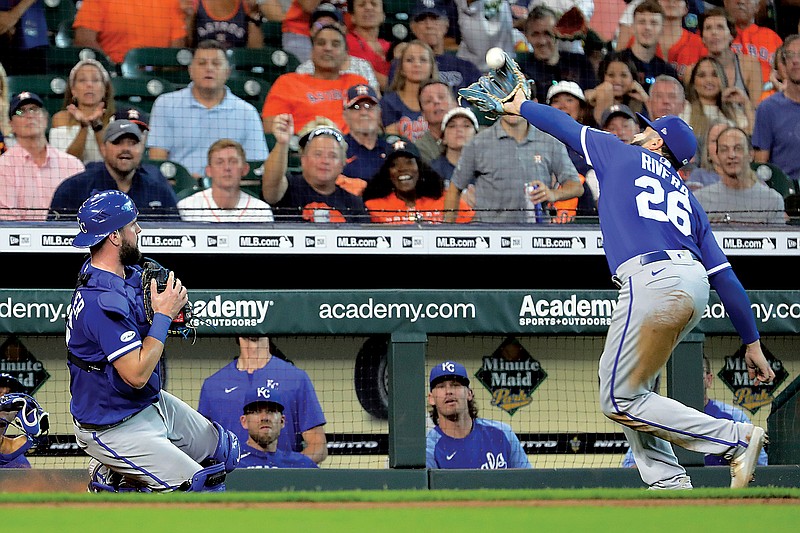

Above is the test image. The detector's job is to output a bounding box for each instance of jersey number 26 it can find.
[634,176,692,236]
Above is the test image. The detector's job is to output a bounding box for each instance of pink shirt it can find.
[0,144,85,220]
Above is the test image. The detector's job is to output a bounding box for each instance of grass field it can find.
[1,488,798,532]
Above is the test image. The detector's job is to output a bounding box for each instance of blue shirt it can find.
[752,92,800,182]
[342,133,391,182]
[380,92,427,142]
[48,162,180,221]
[237,442,319,468]
[147,85,268,176]
[426,418,532,469]
[274,173,368,223]
[0,449,31,468]
[67,260,160,426]
[198,358,326,454]
[0,0,48,50]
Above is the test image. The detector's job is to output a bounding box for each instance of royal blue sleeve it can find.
[709,268,760,345]
[519,100,585,154]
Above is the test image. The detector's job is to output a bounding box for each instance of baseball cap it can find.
[344,84,379,109]
[385,136,421,160]
[441,106,479,132]
[0,373,24,393]
[430,361,470,390]
[546,81,586,105]
[103,119,143,143]
[412,0,447,20]
[601,104,637,128]
[243,387,285,414]
[9,91,44,119]
[298,125,346,149]
[72,190,139,248]
[112,106,150,132]
[310,2,343,27]
[636,113,697,167]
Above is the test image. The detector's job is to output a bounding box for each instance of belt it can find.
[74,413,134,432]
[639,250,699,266]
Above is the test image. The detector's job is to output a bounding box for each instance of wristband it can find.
[147,313,172,344]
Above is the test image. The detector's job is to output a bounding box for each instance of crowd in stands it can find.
[0,0,798,224]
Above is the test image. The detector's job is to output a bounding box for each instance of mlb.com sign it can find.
[190,295,274,327]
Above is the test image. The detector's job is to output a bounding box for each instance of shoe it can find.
[648,474,693,490]
[730,426,766,489]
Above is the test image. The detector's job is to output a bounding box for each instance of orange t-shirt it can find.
[731,23,783,85]
[281,1,310,36]
[668,30,707,81]
[73,0,188,63]
[261,73,369,134]
[365,193,474,224]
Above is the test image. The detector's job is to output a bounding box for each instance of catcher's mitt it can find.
[0,393,50,438]
[458,51,533,120]
[141,257,194,338]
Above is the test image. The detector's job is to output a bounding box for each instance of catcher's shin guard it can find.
[211,420,241,472]
[181,463,227,492]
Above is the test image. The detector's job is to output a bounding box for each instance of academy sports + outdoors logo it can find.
[190,295,274,327]
[518,294,614,327]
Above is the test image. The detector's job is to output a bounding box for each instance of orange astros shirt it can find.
[365,193,474,224]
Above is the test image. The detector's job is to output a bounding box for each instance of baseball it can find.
[486,47,506,69]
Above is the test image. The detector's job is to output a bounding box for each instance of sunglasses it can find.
[301,126,345,148]
[348,101,376,111]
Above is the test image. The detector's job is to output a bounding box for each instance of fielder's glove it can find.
[141,257,194,338]
[458,51,533,120]
[0,393,50,438]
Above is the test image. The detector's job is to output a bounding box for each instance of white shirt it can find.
[177,188,274,222]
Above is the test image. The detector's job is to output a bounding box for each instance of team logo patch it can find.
[474,337,547,416]
[120,331,136,342]
[717,342,788,414]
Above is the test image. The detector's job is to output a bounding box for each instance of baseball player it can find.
[1,373,48,469]
[426,361,531,469]
[500,88,774,489]
[66,190,240,492]
[237,387,318,469]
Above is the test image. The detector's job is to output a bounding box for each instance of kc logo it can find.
[441,362,455,373]
[256,386,272,400]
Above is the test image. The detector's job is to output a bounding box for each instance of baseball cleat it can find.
[730,426,766,489]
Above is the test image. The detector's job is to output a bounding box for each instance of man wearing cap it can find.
[237,387,318,468]
[415,79,458,165]
[503,87,772,490]
[0,92,85,221]
[263,114,368,222]
[389,1,481,93]
[0,373,31,469]
[340,83,392,193]
[600,104,641,144]
[148,40,269,178]
[48,120,181,222]
[427,360,531,469]
[517,6,597,104]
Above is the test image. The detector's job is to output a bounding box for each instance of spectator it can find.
[724,0,782,84]
[362,137,473,223]
[238,387,318,469]
[178,139,274,221]
[545,80,597,218]
[186,0,265,48]
[199,336,328,464]
[262,23,369,135]
[415,79,458,164]
[295,7,381,95]
[616,0,679,93]
[454,0,515,71]
[430,106,480,185]
[426,360,531,469]
[398,0,481,93]
[600,103,641,144]
[340,83,391,193]
[382,39,439,141]
[682,56,754,153]
[148,40,268,177]
[686,119,732,190]
[644,74,687,119]
[443,104,582,223]
[615,0,704,53]
[0,92,85,221]
[694,126,787,224]
[262,115,368,222]
[585,53,648,129]
[695,8,762,108]
[49,59,116,165]
[525,1,595,55]
[516,5,597,101]
[280,0,340,63]
[622,355,768,468]
[0,373,30,469]
[753,34,800,186]
[48,120,181,221]
[0,0,48,75]
[346,0,391,90]
[73,0,188,64]
[654,0,705,79]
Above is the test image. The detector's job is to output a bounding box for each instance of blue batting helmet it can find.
[636,113,697,167]
[72,190,139,248]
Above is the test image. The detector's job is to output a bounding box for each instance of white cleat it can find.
[648,474,693,490]
[730,426,766,489]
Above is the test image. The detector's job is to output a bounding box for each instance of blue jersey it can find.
[66,260,160,426]
[0,451,31,468]
[579,127,729,275]
[237,442,319,468]
[426,418,531,469]
[198,358,326,454]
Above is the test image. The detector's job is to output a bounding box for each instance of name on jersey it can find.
[641,153,688,195]
[531,236,586,249]
[240,235,294,248]
[140,235,196,248]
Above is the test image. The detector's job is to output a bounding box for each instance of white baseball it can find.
[486,47,506,69]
